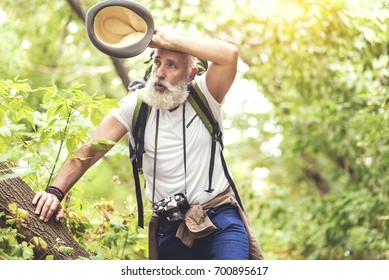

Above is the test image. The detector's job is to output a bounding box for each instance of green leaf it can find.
[0,167,35,182]
[57,246,74,254]
[31,236,48,251]
[8,203,17,213]
[90,112,103,126]
[107,233,118,241]
[6,218,15,225]
[39,128,53,143]
[16,208,29,220]
[22,246,34,260]
[12,108,22,122]
[66,138,76,152]
[68,154,92,161]
[91,140,116,151]
[71,89,83,102]
[11,245,22,257]
[42,89,55,103]
[0,173,20,182]
[23,109,35,125]
[71,84,86,89]
[12,82,31,93]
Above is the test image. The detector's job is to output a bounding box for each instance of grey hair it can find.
[187,55,196,69]
[185,55,196,80]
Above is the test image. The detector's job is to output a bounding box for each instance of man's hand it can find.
[32,191,64,222]
[149,28,166,49]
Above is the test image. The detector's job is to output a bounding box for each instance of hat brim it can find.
[86,0,154,58]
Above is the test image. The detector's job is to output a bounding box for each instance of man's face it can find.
[142,49,194,110]
[151,49,190,89]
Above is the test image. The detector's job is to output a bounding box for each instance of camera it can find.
[152,193,190,223]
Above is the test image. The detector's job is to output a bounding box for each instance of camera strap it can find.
[182,103,188,193]
[151,103,188,205]
[151,109,160,205]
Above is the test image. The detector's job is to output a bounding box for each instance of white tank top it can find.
[110,74,230,205]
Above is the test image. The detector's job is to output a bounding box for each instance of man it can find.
[33,29,262,260]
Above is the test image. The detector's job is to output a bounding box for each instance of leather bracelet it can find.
[45,186,65,202]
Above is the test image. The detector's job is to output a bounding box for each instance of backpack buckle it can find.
[212,129,223,143]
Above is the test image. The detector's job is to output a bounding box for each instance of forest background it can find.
[0,0,388,260]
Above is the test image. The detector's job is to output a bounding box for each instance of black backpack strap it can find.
[130,98,151,228]
[207,140,216,193]
[134,101,150,170]
[188,81,244,210]
[220,151,244,211]
[187,81,221,140]
[188,82,220,193]
[129,143,144,228]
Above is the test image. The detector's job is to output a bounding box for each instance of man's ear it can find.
[188,68,198,82]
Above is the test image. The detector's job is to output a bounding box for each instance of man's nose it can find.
[155,65,166,79]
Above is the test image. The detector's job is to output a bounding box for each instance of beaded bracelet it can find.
[45,186,65,202]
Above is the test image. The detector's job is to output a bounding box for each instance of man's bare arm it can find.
[150,30,239,103]
[32,114,128,222]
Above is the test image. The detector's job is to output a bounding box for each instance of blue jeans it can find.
[157,204,249,260]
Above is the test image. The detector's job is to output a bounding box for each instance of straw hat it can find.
[86,0,154,58]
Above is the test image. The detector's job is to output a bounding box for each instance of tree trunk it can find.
[0,162,89,260]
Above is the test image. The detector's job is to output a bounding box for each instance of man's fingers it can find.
[55,207,64,222]
[34,191,48,215]
[32,190,44,205]
[43,198,60,222]
[39,195,55,221]
[33,192,61,222]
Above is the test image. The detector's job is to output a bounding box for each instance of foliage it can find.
[0,77,117,188]
[0,0,388,260]
[217,0,389,259]
[0,78,148,259]
[61,192,149,260]
[0,225,35,260]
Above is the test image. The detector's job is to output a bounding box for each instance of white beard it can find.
[142,76,189,110]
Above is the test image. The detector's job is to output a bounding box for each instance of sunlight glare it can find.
[0,7,7,26]
[82,50,91,59]
[67,22,79,33]
[187,0,200,5]
[252,167,270,193]
[260,134,283,157]
[22,39,32,49]
[249,0,305,22]
[247,127,259,138]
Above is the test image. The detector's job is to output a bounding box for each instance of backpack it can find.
[128,65,243,228]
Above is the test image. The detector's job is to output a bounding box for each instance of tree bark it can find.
[0,162,89,260]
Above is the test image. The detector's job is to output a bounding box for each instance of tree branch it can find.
[301,154,330,196]
[65,0,131,90]
[65,0,87,22]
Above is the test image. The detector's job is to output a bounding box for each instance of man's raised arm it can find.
[149,30,239,103]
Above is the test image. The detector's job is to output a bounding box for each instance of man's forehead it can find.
[154,49,188,62]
